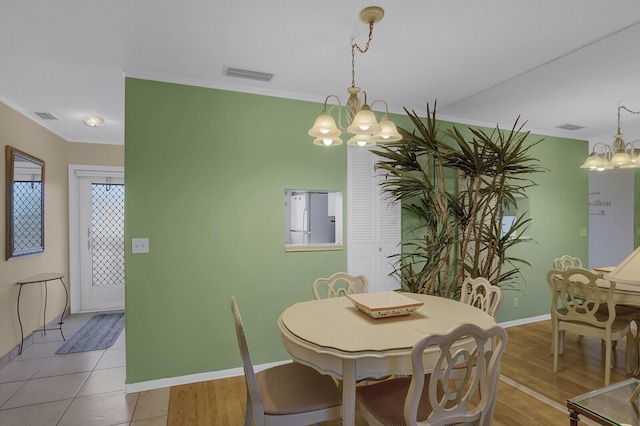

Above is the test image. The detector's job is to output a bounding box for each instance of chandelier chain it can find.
[351,22,375,88]
[618,105,640,134]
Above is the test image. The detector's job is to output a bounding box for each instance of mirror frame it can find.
[5,145,45,259]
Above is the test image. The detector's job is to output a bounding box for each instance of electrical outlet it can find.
[513,298,519,308]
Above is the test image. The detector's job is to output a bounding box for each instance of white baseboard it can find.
[499,313,550,329]
[124,359,292,394]
[125,314,549,393]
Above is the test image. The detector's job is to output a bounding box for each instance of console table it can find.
[16,273,68,354]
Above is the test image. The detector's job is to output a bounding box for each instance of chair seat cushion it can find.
[560,317,630,334]
[355,375,456,426]
[356,376,421,426]
[257,362,341,415]
[611,304,640,321]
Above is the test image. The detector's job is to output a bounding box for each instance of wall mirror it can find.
[284,189,343,252]
[5,146,45,259]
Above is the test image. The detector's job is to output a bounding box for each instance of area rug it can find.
[55,312,125,354]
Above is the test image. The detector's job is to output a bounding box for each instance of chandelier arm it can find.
[369,99,390,114]
[593,142,612,157]
[323,94,342,110]
[322,95,348,132]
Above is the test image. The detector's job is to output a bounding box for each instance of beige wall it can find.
[0,102,124,358]
[66,141,124,166]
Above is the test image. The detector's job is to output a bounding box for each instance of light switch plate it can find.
[580,228,587,237]
[132,238,149,254]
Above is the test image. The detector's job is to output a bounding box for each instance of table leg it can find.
[632,326,640,377]
[17,286,24,354]
[58,278,68,341]
[342,359,356,426]
[568,408,579,426]
[43,281,48,336]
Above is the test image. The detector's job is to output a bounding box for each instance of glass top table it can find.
[567,378,640,426]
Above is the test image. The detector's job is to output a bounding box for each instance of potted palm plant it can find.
[372,104,545,298]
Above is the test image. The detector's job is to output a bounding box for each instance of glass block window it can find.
[12,181,43,251]
[91,183,125,288]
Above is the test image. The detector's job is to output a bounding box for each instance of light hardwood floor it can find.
[168,320,636,425]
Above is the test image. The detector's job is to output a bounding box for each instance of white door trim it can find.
[68,164,125,313]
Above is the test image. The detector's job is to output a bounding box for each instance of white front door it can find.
[69,165,125,313]
[78,176,125,311]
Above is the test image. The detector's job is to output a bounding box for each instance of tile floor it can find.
[0,312,169,426]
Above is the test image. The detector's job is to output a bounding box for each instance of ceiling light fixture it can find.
[308,6,401,147]
[83,115,105,127]
[580,105,640,171]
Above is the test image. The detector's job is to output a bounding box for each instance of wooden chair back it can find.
[406,323,507,425]
[312,272,368,299]
[553,255,583,270]
[460,277,502,319]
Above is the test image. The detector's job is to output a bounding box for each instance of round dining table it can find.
[278,292,498,425]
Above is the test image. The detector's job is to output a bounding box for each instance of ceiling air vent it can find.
[222,66,274,82]
[34,112,58,120]
[557,124,584,131]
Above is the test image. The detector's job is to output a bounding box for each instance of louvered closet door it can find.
[347,146,401,292]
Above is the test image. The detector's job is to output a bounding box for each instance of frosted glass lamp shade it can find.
[373,115,402,142]
[309,113,341,138]
[347,106,381,135]
[620,160,640,169]
[313,136,343,147]
[605,246,640,285]
[347,135,375,147]
[609,150,632,167]
[580,152,608,170]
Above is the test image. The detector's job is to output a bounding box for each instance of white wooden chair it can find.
[546,269,633,386]
[312,272,368,300]
[550,256,639,360]
[355,323,507,426]
[460,277,502,319]
[230,297,341,426]
[553,255,583,270]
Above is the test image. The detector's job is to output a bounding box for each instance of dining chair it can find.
[312,272,368,300]
[546,268,633,386]
[553,255,583,270]
[549,258,640,361]
[460,277,502,319]
[230,297,341,426]
[355,323,507,426]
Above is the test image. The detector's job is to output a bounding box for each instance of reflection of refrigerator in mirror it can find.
[288,191,335,244]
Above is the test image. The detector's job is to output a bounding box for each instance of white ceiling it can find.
[2,1,640,147]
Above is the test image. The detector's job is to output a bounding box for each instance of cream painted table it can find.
[278,292,497,425]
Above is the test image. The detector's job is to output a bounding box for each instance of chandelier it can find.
[308,6,401,147]
[580,105,640,171]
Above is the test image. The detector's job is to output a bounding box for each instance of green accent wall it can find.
[124,78,589,384]
[497,130,589,321]
[124,79,347,383]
